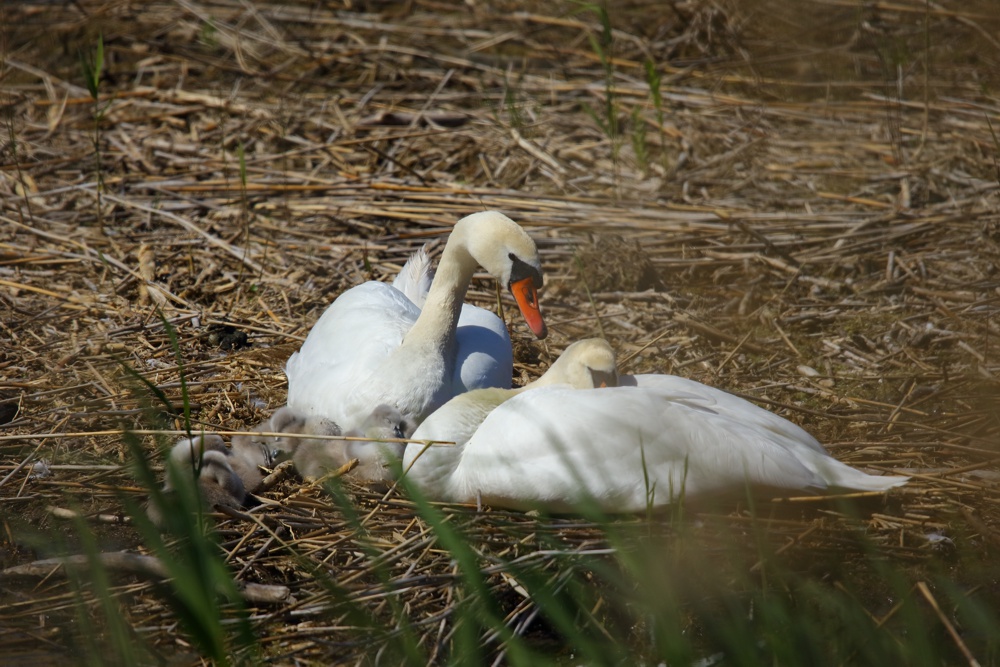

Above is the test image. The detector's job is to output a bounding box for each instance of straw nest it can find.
[2,0,999,663]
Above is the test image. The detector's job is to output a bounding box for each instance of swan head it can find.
[457,211,547,339]
[531,338,618,389]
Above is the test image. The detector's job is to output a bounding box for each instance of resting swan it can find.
[285,211,547,434]
[402,339,908,513]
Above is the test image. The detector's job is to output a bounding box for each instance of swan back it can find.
[624,374,827,454]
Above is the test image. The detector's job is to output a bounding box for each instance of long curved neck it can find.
[523,373,555,390]
[523,364,572,390]
[402,222,476,352]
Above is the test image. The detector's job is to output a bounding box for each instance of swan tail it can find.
[392,246,434,308]
[823,462,909,492]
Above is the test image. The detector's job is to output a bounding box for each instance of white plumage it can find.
[403,339,908,513]
[285,211,546,434]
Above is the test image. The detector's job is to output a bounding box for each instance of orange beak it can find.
[510,277,547,339]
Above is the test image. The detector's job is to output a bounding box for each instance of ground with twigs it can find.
[2,0,1000,664]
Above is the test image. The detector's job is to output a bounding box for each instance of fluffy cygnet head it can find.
[229,407,327,492]
[350,403,416,441]
[340,404,415,482]
[283,404,413,483]
[147,434,246,529]
[237,406,344,481]
[231,407,309,459]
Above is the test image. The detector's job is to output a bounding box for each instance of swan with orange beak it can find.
[285,211,547,435]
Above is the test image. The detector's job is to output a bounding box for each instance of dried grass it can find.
[1,0,999,663]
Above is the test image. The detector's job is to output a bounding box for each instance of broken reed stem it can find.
[916,582,982,667]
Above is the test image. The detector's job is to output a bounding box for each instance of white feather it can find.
[285,211,546,434]
[404,340,908,512]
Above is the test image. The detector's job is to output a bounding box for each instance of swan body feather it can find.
[284,211,545,433]
[403,341,908,512]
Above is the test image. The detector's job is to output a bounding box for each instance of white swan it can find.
[402,339,908,513]
[285,211,547,434]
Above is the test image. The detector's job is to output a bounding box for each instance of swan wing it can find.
[631,376,906,489]
[627,374,828,454]
[285,282,420,420]
[392,246,434,308]
[454,304,513,392]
